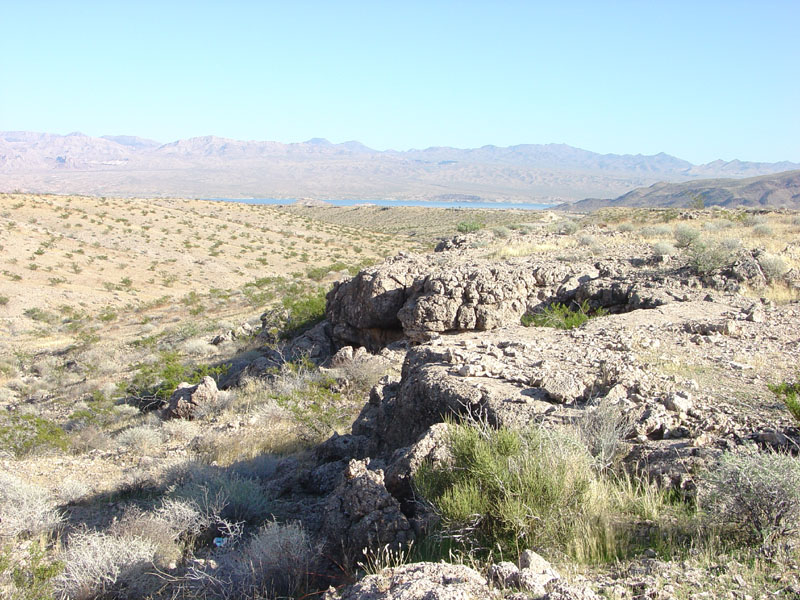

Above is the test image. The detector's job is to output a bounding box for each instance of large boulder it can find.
[164,376,218,420]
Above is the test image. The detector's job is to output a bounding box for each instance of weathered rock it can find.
[323,562,495,600]
[322,459,412,555]
[285,320,334,364]
[384,423,452,499]
[489,561,520,588]
[164,376,218,420]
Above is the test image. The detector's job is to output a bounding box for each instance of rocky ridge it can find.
[201,225,800,598]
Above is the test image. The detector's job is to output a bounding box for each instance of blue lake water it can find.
[208,197,556,210]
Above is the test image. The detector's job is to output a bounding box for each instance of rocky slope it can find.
[564,169,800,210]
[214,224,800,597]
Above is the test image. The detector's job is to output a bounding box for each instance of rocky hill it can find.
[564,169,800,210]
[2,131,798,202]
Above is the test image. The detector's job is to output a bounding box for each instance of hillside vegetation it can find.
[1,196,800,600]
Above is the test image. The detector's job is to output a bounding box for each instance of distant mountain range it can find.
[562,169,800,211]
[1,131,798,202]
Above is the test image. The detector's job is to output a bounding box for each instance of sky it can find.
[1,1,798,164]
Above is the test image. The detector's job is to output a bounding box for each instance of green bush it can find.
[769,377,800,423]
[522,300,606,330]
[414,422,674,562]
[0,295,9,306]
[0,414,69,457]
[688,240,736,275]
[281,287,326,338]
[456,220,483,234]
[126,351,227,408]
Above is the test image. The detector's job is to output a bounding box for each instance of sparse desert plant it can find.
[205,521,315,598]
[522,300,606,330]
[168,463,272,524]
[491,226,511,238]
[575,399,631,471]
[652,241,677,257]
[456,220,483,234]
[698,446,800,545]
[640,224,672,238]
[0,295,8,306]
[752,223,774,237]
[554,219,578,235]
[414,421,668,562]
[688,240,736,275]
[115,424,163,454]
[55,531,157,600]
[0,471,62,539]
[333,355,388,394]
[673,224,700,248]
[617,223,634,233]
[0,413,69,457]
[769,376,800,423]
[757,253,789,281]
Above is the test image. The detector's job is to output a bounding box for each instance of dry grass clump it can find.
[0,471,62,539]
[115,424,164,454]
[187,520,316,599]
[54,531,157,600]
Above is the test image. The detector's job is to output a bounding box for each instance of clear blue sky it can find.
[1,1,798,163]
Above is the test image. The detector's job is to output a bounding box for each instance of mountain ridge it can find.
[1,130,798,202]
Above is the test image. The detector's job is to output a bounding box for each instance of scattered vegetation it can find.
[769,375,800,423]
[522,300,607,330]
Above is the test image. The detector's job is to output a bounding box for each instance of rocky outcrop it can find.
[322,459,412,556]
[164,376,218,420]
[324,562,495,600]
[326,252,599,349]
[324,551,598,600]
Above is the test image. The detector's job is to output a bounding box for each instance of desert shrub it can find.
[640,225,672,238]
[55,532,157,600]
[769,376,800,423]
[126,350,227,408]
[652,241,677,257]
[413,422,663,562]
[522,300,606,330]
[332,356,388,395]
[752,223,774,237]
[0,413,68,457]
[673,224,700,248]
[191,521,315,598]
[115,424,163,454]
[110,498,210,567]
[554,219,578,235]
[0,472,62,539]
[698,446,800,545]
[1,539,63,600]
[491,226,511,239]
[617,223,634,233]
[281,287,326,337]
[167,464,271,524]
[757,254,789,281]
[0,295,8,306]
[688,240,736,275]
[576,400,631,472]
[456,220,483,234]
[792,216,800,226]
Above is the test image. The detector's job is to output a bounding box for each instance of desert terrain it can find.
[1,194,800,599]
